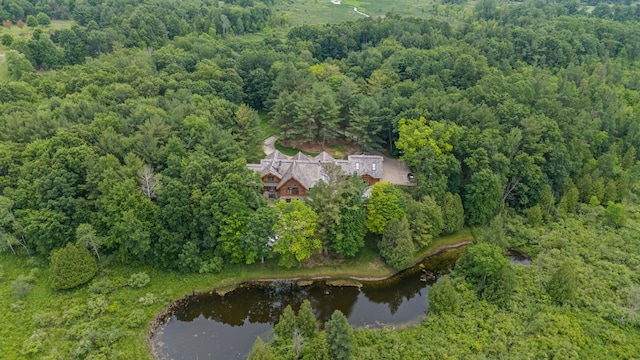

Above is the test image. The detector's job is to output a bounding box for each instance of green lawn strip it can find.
[274,139,319,156]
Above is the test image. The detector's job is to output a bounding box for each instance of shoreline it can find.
[147,238,472,358]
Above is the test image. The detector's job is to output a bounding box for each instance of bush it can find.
[127,272,150,288]
[11,274,34,299]
[139,292,158,306]
[36,12,51,26]
[1,34,13,46]
[33,313,59,328]
[26,15,38,27]
[127,309,147,328]
[21,330,47,355]
[49,243,98,290]
[10,301,25,312]
[87,295,109,318]
[199,256,224,274]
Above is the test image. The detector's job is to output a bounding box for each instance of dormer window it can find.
[267,176,274,182]
[372,163,376,171]
[356,163,360,170]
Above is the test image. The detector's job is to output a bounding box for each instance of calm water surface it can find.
[151,247,465,360]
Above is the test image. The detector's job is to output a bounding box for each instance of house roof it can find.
[347,155,384,179]
[265,150,290,161]
[248,151,383,191]
[277,160,321,190]
[259,160,283,179]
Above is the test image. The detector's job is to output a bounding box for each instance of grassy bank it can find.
[0,229,472,359]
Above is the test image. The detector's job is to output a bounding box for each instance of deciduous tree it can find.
[366,181,406,234]
[273,200,320,268]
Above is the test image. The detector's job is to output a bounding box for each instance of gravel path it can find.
[262,136,277,155]
[382,157,414,186]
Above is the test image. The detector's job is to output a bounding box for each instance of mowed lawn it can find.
[277,0,439,25]
[0,20,75,80]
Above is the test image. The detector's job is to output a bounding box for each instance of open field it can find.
[0,20,75,81]
[0,20,75,38]
[276,0,442,25]
[0,228,472,359]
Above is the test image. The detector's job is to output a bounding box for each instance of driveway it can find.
[382,157,414,186]
[263,136,276,155]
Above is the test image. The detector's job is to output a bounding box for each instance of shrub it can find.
[139,292,158,306]
[11,274,34,299]
[49,243,98,290]
[127,309,146,328]
[36,12,51,26]
[10,301,25,312]
[33,312,59,328]
[199,256,224,274]
[26,15,38,27]
[89,278,111,294]
[21,330,46,355]
[1,34,13,46]
[127,272,150,288]
[87,295,109,318]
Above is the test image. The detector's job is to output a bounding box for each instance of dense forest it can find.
[1,0,640,358]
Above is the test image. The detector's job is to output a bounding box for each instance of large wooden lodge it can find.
[247,150,383,201]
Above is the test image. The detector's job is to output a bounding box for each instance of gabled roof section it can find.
[347,155,384,179]
[314,151,335,163]
[276,160,321,190]
[260,160,283,179]
[291,152,311,161]
[265,150,291,161]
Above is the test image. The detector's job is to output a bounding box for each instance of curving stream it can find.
[151,246,466,360]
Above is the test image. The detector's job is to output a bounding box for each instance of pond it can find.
[151,246,466,360]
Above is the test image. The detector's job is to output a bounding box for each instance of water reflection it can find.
[152,247,465,360]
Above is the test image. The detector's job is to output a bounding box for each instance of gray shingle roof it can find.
[247,151,383,190]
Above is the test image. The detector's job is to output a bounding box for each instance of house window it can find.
[267,176,274,182]
[286,187,299,195]
[268,193,277,199]
[356,163,360,170]
[286,198,292,203]
[372,163,376,171]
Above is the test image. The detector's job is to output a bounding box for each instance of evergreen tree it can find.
[441,192,464,234]
[325,310,353,360]
[49,242,98,290]
[547,261,579,305]
[248,337,276,360]
[297,299,318,339]
[378,217,415,269]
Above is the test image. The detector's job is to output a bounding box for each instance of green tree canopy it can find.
[366,181,406,234]
[378,217,415,270]
[49,242,98,290]
[273,200,320,268]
